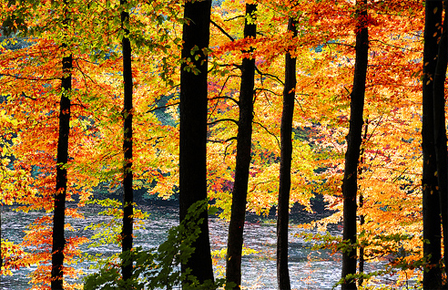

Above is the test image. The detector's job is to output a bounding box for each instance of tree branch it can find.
[224,137,237,161]
[254,67,285,86]
[209,63,241,71]
[208,118,239,126]
[210,19,235,42]
[20,92,37,100]
[224,15,245,22]
[253,120,280,148]
[209,95,239,105]
[207,136,237,144]
[210,75,239,105]
[146,102,180,113]
[255,87,282,97]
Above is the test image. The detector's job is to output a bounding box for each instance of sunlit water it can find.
[0,205,401,289]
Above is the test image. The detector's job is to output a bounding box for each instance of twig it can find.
[210,19,235,42]
[146,102,180,114]
[208,118,239,126]
[253,120,280,148]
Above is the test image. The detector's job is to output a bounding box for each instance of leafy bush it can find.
[84,200,231,289]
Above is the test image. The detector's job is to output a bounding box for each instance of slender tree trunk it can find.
[422,1,443,289]
[225,4,257,289]
[358,121,368,288]
[179,0,214,287]
[340,1,368,289]
[120,0,134,281]
[51,3,73,288]
[1,204,2,272]
[0,204,3,272]
[51,52,72,290]
[358,194,364,287]
[276,17,297,290]
[433,3,448,285]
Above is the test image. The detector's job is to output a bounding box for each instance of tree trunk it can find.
[422,1,443,289]
[340,1,368,289]
[357,121,368,288]
[358,193,364,287]
[179,0,214,287]
[276,17,297,290]
[0,203,3,272]
[51,52,72,290]
[433,3,448,285]
[120,0,134,281]
[226,4,257,290]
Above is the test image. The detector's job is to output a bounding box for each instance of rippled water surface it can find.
[0,205,395,289]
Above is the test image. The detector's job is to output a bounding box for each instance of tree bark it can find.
[51,4,72,288]
[340,1,368,289]
[358,121,368,288]
[0,204,3,272]
[179,0,214,287]
[120,0,134,281]
[276,17,297,290]
[358,193,364,287]
[433,4,448,286]
[422,1,443,289]
[0,203,3,272]
[226,4,257,290]
[51,53,72,290]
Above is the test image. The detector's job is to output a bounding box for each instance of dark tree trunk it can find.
[340,1,368,289]
[179,0,214,287]
[422,1,443,289]
[358,121,368,288]
[51,52,72,290]
[120,0,134,281]
[358,193,365,287]
[276,17,297,290]
[0,204,3,272]
[0,210,3,276]
[226,4,257,289]
[433,3,448,284]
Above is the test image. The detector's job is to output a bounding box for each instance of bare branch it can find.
[294,95,306,115]
[146,102,180,114]
[253,120,280,148]
[254,67,285,86]
[21,92,37,100]
[255,87,282,97]
[209,75,239,106]
[209,95,239,105]
[208,118,239,126]
[207,137,237,144]
[210,19,235,42]
[224,137,237,161]
[224,15,245,22]
[209,63,241,71]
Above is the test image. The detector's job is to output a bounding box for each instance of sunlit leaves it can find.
[0,0,434,288]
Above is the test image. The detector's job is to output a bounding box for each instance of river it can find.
[0,204,398,289]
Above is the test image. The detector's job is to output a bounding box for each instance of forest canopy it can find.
[0,0,445,289]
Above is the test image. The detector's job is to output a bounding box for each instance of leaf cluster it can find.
[84,199,234,289]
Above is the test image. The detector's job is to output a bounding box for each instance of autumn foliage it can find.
[0,0,441,289]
